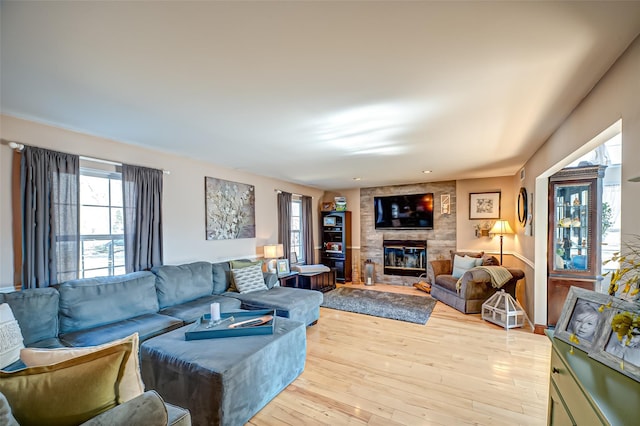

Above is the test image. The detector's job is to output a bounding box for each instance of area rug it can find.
[321,287,437,324]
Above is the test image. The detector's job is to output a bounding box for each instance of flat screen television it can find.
[374,193,434,229]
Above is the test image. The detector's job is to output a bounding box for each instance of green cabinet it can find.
[547,333,640,425]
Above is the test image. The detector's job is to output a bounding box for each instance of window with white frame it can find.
[291,198,304,263]
[79,167,125,278]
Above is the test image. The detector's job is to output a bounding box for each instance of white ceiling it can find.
[2,1,640,190]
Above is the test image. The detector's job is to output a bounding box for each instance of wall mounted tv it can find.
[374,193,434,229]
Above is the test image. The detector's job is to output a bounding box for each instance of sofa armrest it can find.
[429,260,452,278]
[81,390,169,426]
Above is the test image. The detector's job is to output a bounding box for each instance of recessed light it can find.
[353,177,362,181]
[422,170,432,174]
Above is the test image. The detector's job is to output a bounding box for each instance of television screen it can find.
[374,193,434,229]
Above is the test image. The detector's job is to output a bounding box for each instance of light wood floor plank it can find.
[249,283,551,425]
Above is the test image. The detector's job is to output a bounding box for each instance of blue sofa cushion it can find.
[223,287,322,326]
[60,313,183,347]
[159,295,242,324]
[152,262,214,308]
[0,288,60,346]
[211,262,231,294]
[58,272,160,334]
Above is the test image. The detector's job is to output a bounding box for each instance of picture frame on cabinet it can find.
[554,287,610,353]
[276,259,290,276]
[589,299,640,383]
[469,191,501,219]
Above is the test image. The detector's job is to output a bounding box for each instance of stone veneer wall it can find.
[360,181,456,286]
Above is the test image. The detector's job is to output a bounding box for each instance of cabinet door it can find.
[548,381,575,426]
[551,182,593,274]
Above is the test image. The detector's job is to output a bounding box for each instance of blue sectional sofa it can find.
[1,260,323,426]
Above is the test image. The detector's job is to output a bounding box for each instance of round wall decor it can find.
[517,187,528,225]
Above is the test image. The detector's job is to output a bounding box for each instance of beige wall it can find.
[522,35,640,325]
[0,115,325,287]
[455,176,518,256]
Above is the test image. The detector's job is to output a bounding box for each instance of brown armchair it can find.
[429,251,524,314]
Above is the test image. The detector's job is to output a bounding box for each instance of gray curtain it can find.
[277,191,292,262]
[122,164,164,272]
[301,195,315,264]
[20,146,79,288]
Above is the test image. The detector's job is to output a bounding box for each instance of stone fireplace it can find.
[360,181,457,286]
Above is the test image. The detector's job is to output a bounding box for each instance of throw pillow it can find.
[21,333,144,403]
[0,304,24,370]
[0,341,132,426]
[482,255,500,266]
[468,256,484,267]
[228,260,263,292]
[0,391,19,426]
[452,255,478,279]
[232,264,268,294]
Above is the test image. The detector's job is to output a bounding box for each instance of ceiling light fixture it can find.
[353,177,362,181]
[422,170,432,174]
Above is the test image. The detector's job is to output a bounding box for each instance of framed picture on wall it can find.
[469,191,501,219]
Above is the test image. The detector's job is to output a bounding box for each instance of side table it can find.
[278,271,299,288]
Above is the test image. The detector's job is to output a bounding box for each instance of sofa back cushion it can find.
[0,288,60,346]
[58,272,159,334]
[212,262,231,294]
[152,262,214,308]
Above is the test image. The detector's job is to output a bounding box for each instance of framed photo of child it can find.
[554,287,610,353]
[589,299,640,383]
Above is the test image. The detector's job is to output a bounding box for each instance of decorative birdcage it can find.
[481,289,526,329]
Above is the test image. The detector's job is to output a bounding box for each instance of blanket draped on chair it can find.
[456,266,513,293]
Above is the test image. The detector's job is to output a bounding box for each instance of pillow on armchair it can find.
[0,341,132,426]
[451,255,480,278]
[20,333,144,403]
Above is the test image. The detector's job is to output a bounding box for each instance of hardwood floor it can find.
[249,283,551,425]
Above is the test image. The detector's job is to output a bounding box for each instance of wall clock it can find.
[517,187,528,225]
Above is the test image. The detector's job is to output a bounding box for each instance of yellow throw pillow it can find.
[0,341,132,426]
[20,333,144,403]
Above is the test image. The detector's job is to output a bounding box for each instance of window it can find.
[291,198,304,263]
[79,168,125,278]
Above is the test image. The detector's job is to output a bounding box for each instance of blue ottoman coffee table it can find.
[140,316,307,426]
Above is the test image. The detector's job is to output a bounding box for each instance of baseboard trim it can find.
[533,324,548,335]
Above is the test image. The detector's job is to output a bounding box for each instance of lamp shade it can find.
[490,219,514,235]
[276,244,284,258]
[263,245,278,259]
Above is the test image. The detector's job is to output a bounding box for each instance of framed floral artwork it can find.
[205,177,255,240]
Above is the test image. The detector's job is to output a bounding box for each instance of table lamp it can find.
[263,244,285,273]
[489,219,514,265]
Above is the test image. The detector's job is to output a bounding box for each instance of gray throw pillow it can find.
[232,265,268,294]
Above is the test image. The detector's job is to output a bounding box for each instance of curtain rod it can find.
[5,140,170,175]
[274,189,312,198]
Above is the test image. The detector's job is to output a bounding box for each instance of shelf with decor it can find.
[547,165,606,327]
[320,211,351,282]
